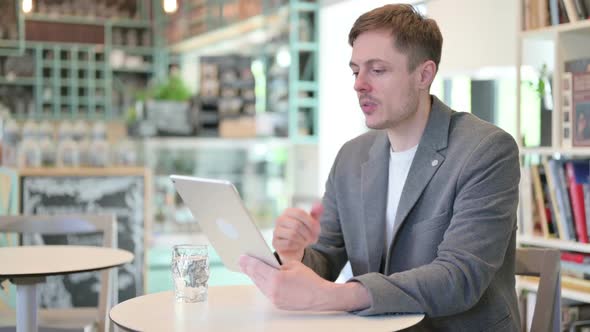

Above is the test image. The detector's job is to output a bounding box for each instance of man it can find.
[239,4,520,331]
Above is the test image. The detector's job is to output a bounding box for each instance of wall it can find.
[426,0,519,77]
[317,0,520,193]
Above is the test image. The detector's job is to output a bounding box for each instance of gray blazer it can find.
[302,96,520,331]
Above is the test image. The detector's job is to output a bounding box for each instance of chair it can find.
[0,214,118,332]
[516,248,561,332]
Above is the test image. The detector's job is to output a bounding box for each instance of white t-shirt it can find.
[385,145,418,252]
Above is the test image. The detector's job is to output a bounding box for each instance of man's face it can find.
[349,30,421,130]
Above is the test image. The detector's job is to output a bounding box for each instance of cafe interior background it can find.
[0,0,530,316]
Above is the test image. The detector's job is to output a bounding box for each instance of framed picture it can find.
[573,72,590,147]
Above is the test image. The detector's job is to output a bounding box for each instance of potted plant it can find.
[145,72,196,136]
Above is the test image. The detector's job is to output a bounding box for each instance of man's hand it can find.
[272,204,322,263]
[239,255,371,312]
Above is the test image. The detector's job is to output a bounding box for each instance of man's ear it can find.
[417,60,437,89]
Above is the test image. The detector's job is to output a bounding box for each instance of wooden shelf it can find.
[520,147,590,156]
[25,14,151,28]
[0,77,35,86]
[518,234,590,253]
[520,19,590,40]
[169,6,288,54]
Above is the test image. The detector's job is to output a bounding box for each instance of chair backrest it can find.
[0,214,117,332]
[515,248,561,332]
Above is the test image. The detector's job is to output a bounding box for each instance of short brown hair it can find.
[348,4,443,72]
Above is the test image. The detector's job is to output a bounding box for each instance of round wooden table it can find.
[110,285,424,331]
[0,245,133,332]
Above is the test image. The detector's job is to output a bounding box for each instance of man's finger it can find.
[310,202,323,220]
[283,208,318,238]
[276,215,313,240]
[274,222,308,243]
[239,255,278,280]
[273,238,305,251]
[239,255,279,298]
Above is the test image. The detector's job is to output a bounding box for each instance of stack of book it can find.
[523,0,590,31]
[520,159,590,242]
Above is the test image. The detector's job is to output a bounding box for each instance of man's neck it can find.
[387,94,432,152]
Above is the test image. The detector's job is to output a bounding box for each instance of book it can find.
[544,159,574,240]
[565,58,590,73]
[520,166,538,236]
[524,0,534,30]
[564,0,581,21]
[523,166,547,237]
[584,183,590,240]
[563,72,574,148]
[555,160,578,240]
[562,251,590,264]
[562,261,590,277]
[550,0,561,25]
[531,164,551,238]
[559,0,571,23]
[573,72,590,147]
[585,0,590,18]
[563,275,590,293]
[565,160,589,243]
[574,0,588,18]
[538,0,551,27]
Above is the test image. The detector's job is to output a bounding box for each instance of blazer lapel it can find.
[388,96,452,259]
[390,146,445,238]
[361,133,390,273]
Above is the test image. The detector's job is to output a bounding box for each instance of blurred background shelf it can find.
[517,277,590,303]
[0,0,321,302]
[518,235,590,254]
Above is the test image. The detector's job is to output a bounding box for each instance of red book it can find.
[566,161,589,243]
[562,251,590,264]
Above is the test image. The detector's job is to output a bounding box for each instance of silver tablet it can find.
[170,175,281,272]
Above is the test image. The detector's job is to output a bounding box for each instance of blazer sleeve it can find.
[349,130,520,317]
[301,147,349,281]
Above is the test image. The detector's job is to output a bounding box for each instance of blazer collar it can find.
[366,95,451,160]
[419,95,451,152]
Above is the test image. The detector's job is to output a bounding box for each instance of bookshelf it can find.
[519,234,590,253]
[517,0,590,311]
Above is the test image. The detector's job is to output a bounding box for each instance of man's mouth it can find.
[360,99,378,114]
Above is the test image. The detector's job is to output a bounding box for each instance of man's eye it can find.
[352,72,359,77]
[372,69,385,74]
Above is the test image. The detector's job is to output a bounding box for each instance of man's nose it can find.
[354,73,371,93]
